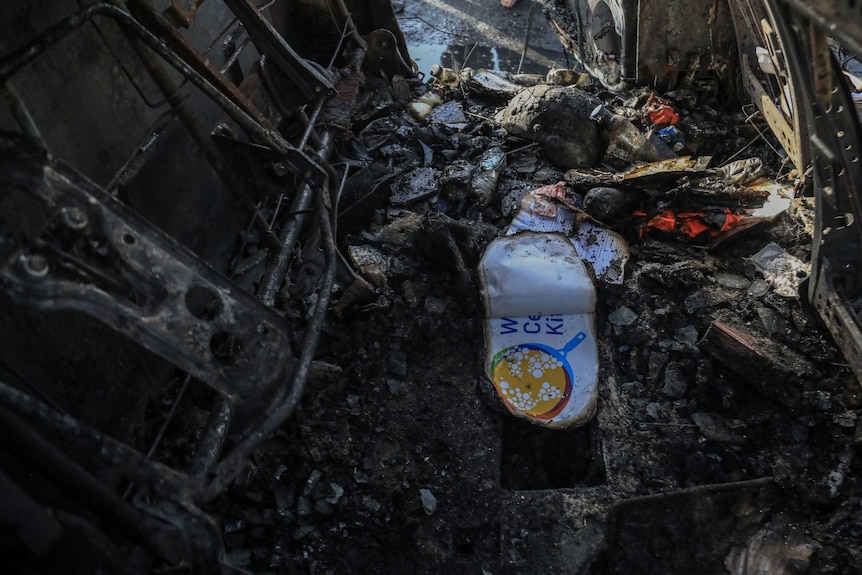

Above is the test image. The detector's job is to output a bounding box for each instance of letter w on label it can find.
[498,315,567,335]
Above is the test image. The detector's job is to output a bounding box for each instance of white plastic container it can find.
[479,232,599,428]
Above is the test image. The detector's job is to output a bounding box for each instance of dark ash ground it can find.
[198,4,862,574]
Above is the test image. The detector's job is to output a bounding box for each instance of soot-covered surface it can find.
[196,5,862,573]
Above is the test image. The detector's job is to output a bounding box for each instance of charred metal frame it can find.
[0,134,299,436]
[0,0,365,571]
[727,0,810,172]
[761,0,862,383]
[723,0,862,382]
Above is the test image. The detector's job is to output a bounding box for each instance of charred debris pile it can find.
[1,2,861,572]
[207,47,862,573]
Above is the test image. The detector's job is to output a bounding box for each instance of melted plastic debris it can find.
[749,242,811,298]
[506,185,630,285]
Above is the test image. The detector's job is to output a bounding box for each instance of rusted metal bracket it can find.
[222,0,336,102]
[0,133,299,435]
[164,0,208,29]
[125,0,269,127]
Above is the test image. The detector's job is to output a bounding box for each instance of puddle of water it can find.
[408,43,570,79]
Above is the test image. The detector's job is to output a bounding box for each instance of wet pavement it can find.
[399,0,570,77]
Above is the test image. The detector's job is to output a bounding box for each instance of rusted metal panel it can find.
[635,0,737,93]
[553,0,738,98]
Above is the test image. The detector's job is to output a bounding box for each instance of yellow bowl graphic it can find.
[490,343,573,419]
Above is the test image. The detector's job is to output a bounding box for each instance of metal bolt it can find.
[22,254,49,278]
[62,206,88,230]
[272,162,289,177]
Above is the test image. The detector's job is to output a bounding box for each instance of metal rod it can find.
[269,192,286,229]
[2,80,45,147]
[334,159,349,218]
[517,0,537,75]
[257,130,333,307]
[327,11,353,70]
[220,35,251,75]
[257,56,323,150]
[105,106,177,194]
[187,397,232,479]
[147,374,191,459]
[610,476,775,511]
[122,373,191,500]
[221,0,335,101]
[328,0,368,51]
[228,207,262,275]
[125,0,268,126]
[206,157,341,501]
[299,96,326,151]
[84,3,173,109]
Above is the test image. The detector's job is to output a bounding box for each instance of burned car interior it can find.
[1,0,861,573]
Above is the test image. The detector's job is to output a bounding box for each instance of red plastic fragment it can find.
[644,93,679,127]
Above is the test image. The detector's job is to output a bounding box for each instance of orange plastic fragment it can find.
[720,210,742,232]
[678,213,710,238]
[646,210,677,233]
[636,207,746,240]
